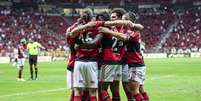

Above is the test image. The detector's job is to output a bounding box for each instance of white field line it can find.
[147,75,175,80]
[0,87,67,98]
[0,75,175,98]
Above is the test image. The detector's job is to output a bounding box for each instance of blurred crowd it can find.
[0,6,201,56]
[162,7,201,53]
[0,10,68,56]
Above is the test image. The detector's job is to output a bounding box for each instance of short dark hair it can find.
[96,12,110,21]
[126,11,137,22]
[111,8,126,18]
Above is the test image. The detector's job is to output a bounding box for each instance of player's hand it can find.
[126,20,134,27]
[86,21,96,28]
[98,27,110,33]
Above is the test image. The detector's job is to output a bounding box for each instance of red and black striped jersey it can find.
[17,45,25,58]
[75,28,101,61]
[101,26,126,64]
[126,30,145,67]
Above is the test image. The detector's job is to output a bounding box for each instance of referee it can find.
[27,39,44,80]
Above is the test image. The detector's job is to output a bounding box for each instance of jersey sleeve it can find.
[95,21,105,28]
[37,42,42,47]
[128,31,140,42]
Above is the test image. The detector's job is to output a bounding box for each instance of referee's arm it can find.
[37,42,45,50]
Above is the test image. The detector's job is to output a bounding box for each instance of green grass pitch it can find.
[0,58,201,101]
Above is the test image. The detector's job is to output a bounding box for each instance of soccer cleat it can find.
[17,78,26,81]
[17,78,21,81]
[35,78,39,80]
[29,77,34,80]
[20,78,26,81]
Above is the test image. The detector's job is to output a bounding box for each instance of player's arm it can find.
[69,21,106,38]
[104,20,144,31]
[26,44,30,51]
[66,27,71,36]
[98,27,128,41]
[79,34,103,49]
[69,22,96,38]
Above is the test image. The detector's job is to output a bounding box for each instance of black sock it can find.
[35,67,38,79]
[18,67,23,78]
[30,65,33,79]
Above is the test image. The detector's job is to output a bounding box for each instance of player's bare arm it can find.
[66,27,71,36]
[104,20,144,31]
[69,22,96,38]
[79,34,103,49]
[98,27,127,41]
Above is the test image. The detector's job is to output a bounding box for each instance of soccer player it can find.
[66,9,97,101]
[27,39,45,80]
[66,17,88,101]
[95,12,110,101]
[122,12,149,101]
[98,11,149,101]
[66,20,79,101]
[69,8,103,101]
[16,39,27,81]
[12,47,18,67]
[98,8,127,101]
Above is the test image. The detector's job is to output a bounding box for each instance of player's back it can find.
[101,26,126,64]
[75,28,101,61]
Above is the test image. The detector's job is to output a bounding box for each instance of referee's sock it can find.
[35,67,38,79]
[30,66,33,79]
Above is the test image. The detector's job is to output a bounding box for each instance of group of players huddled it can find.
[66,8,149,101]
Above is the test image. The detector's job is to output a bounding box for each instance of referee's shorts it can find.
[29,55,38,65]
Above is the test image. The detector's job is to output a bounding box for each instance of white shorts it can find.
[66,70,73,89]
[129,66,146,85]
[17,58,25,67]
[99,64,122,82]
[73,61,98,88]
[122,64,129,82]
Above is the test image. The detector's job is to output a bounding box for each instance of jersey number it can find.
[79,33,93,43]
[112,37,123,53]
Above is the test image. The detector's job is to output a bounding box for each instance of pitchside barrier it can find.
[0,52,201,64]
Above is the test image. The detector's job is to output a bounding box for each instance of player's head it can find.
[20,39,26,45]
[29,38,33,43]
[80,8,93,23]
[122,11,137,23]
[76,18,83,24]
[110,8,126,21]
[96,12,110,21]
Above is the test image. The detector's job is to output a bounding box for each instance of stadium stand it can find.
[162,7,201,53]
[0,11,69,56]
[138,7,176,52]
[0,0,201,56]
